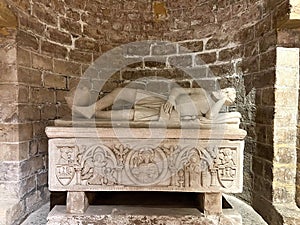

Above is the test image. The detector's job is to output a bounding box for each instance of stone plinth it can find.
[47,205,242,225]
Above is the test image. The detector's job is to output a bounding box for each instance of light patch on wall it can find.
[153,1,168,21]
[0,1,17,35]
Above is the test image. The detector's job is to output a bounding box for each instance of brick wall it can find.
[1,0,297,224]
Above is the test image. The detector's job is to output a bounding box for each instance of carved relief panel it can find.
[49,138,243,193]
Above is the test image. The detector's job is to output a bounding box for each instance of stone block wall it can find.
[1,1,266,223]
[1,0,299,224]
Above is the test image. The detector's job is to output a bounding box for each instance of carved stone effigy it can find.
[46,119,246,216]
[46,86,246,222]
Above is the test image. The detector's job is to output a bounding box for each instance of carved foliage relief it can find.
[54,142,239,190]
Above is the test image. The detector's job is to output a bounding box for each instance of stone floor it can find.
[21,194,267,225]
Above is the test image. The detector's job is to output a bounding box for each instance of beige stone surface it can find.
[290,0,300,20]
[47,205,242,225]
[66,192,89,213]
[47,132,245,193]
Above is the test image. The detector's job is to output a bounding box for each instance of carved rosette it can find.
[54,143,239,191]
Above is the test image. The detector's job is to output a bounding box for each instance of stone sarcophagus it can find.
[46,86,246,217]
[46,119,246,215]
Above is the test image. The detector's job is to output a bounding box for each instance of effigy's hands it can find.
[163,97,176,114]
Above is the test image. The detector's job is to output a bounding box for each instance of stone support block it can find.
[66,192,89,214]
[199,192,222,215]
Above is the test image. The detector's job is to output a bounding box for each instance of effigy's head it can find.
[212,87,236,105]
[221,87,236,104]
[65,86,93,108]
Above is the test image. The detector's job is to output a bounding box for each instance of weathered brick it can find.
[253,70,275,89]
[277,29,300,48]
[33,4,58,26]
[209,63,234,77]
[20,156,44,178]
[16,30,39,51]
[53,59,81,76]
[0,123,33,142]
[256,106,274,125]
[41,41,68,59]
[122,69,156,80]
[260,49,276,71]
[83,26,105,40]
[17,47,31,67]
[144,57,166,68]
[261,87,275,106]
[168,55,193,67]
[252,157,264,177]
[66,8,80,21]
[0,84,18,103]
[256,142,274,162]
[259,32,277,53]
[216,6,232,23]
[0,142,29,161]
[38,138,48,154]
[0,44,16,64]
[69,50,93,64]
[37,171,48,187]
[125,43,151,56]
[57,104,71,119]
[25,189,44,212]
[244,41,259,57]
[0,162,19,181]
[151,43,177,55]
[206,37,229,50]
[30,87,55,104]
[44,72,67,89]
[41,104,57,120]
[196,52,217,64]
[64,0,89,11]
[19,175,36,198]
[0,103,18,122]
[29,139,38,156]
[46,27,72,45]
[32,53,53,71]
[18,67,42,86]
[156,68,189,80]
[75,37,99,52]
[234,26,254,43]
[0,63,17,82]
[68,76,80,90]
[219,46,243,61]
[19,13,46,36]
[18,104,41,122]
[19,85,29,103]
[240,56,259,74]
[56,90,68,104]
[255,15,271,38]
[32,121,47,138]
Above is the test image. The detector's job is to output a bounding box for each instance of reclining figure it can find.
[66,86,238,123]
